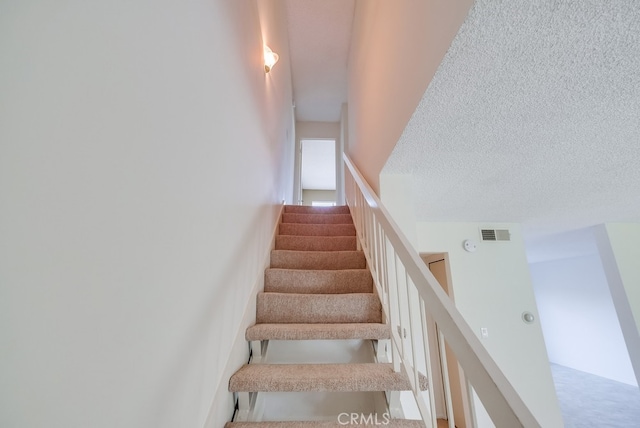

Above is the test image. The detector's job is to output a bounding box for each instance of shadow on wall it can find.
[164,205,280,426]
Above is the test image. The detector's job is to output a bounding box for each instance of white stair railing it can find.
[344,154,541,428]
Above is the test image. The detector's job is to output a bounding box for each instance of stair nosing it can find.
[246,322,391,341]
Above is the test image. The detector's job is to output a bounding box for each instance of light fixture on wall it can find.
[263,45,279,73]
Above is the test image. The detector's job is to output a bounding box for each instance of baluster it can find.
[419,295,438,428]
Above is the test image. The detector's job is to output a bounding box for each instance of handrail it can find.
[343,154,541,428]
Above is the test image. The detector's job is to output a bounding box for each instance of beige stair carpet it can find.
[283,205,351,215]
[264,269,373,294]
[226,421,426,427]
[275,235,357,251]
[256,293,382,324]
[282,213,353,224]
[270,250,366,270]
[229,363,428,393]
[246,323,390,341]
[278,222,356,236]
[228,205,424,424]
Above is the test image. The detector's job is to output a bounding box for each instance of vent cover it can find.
[480,229,511,241]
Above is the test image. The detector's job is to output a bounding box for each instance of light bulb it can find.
[264,45,279,73]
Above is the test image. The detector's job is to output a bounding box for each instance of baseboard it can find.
[202,202,284,428]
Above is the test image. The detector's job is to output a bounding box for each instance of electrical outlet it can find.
[481,327,489,338]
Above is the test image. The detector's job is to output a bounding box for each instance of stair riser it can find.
[270,251,366,270]
[284,205,350,215]
[275,236,357,251]
[256,293,382,324]
[282,213,353,224]
[264,269,372,294]
[246,323,390,341]
[278,223,356,236]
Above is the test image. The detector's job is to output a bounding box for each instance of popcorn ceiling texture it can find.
[383,0,640,237]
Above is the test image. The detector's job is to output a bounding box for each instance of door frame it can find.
[421,253,475,428]
[295,138,338,206]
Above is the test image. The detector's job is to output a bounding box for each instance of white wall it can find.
[530,254,636,385]
[416,223,563,428]
[595,223,640,386]
[294,121,340,204]
[0,1,294,427]
[296,121,341,141]
[347,0,473,193]
[379,174,417,247]
[337,104,348,205]
[377,175,560,426]
[302,190,336,206]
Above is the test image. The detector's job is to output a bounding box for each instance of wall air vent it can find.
[480,229,511,242]
[481,229,496,241]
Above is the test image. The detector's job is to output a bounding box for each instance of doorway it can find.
[421,254,473,428]
[299,139,336,206]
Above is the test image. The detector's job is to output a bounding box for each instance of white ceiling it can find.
[284,0,640,240]
[383,0,640,239]
[284,0,355,122]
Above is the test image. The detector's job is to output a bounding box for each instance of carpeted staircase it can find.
[226,205,427,427]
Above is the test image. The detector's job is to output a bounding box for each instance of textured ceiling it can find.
[284,0,355,122]
[383,0,640,239]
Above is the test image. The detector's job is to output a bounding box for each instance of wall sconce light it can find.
[263,45,279,73]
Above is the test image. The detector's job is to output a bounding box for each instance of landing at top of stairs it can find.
[284,205,350,215]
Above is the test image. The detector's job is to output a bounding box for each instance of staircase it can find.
[226,205,427,427]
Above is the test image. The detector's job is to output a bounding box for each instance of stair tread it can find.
[275,235,357,251]
[265,268,372,294]
[279,223,356,236]
[256,293,382,324]
[246,323,390,341]
[284,205,350,215]
[225,421,425,427]
[270,250,366,270]
[282,213,353,224]
[229,363,428,393]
